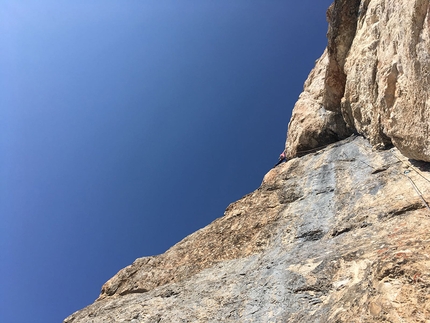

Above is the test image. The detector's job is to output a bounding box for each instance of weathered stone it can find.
[342,0,430,159]
[286,0,430,162]
[324,0,361,112]
[64,137,430,322]
[285,50,352,159]
[64,1,430,321]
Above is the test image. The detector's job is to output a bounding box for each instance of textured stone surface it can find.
[342,0,430,158]
[286,0,430,162]
[284,50,351,159]
[64,1,430,321]
[64,137,430,322]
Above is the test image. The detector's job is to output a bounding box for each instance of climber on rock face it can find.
[274,151,288,168]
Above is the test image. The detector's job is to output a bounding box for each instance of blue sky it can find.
[0,1,333,321]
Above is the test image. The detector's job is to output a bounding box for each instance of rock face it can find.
[65,136,430,322]
[65,1,430,322]
[286,0,430,162]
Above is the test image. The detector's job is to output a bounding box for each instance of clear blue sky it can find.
[0,1,332,321]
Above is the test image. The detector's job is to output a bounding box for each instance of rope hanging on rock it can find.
[342,141,430,216]
[391,152,430,215]
[295,134,358,157]
[403,170,430,212]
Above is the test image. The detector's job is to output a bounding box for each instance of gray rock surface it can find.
[65,137,430,322]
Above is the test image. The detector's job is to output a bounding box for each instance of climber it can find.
[273,151,288,168]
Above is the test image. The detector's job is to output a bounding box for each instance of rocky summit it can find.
[65,0,430,322]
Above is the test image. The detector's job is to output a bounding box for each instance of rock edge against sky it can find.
[65,1,430,322]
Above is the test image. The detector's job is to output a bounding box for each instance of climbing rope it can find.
[296,136,430,215]
[296,143,332,155]
[403,170,430,212]
[391,151,430,185]
[342,141,430,216]
[389,151,430,215]
[295,134,358,156]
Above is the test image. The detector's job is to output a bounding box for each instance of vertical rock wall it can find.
[65,137,430,322]
[64,1,430,322]
[286,0,430,162]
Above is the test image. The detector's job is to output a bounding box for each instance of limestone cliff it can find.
[65,136,430,322]
[286,0,430,162]
[65,1,430,322]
